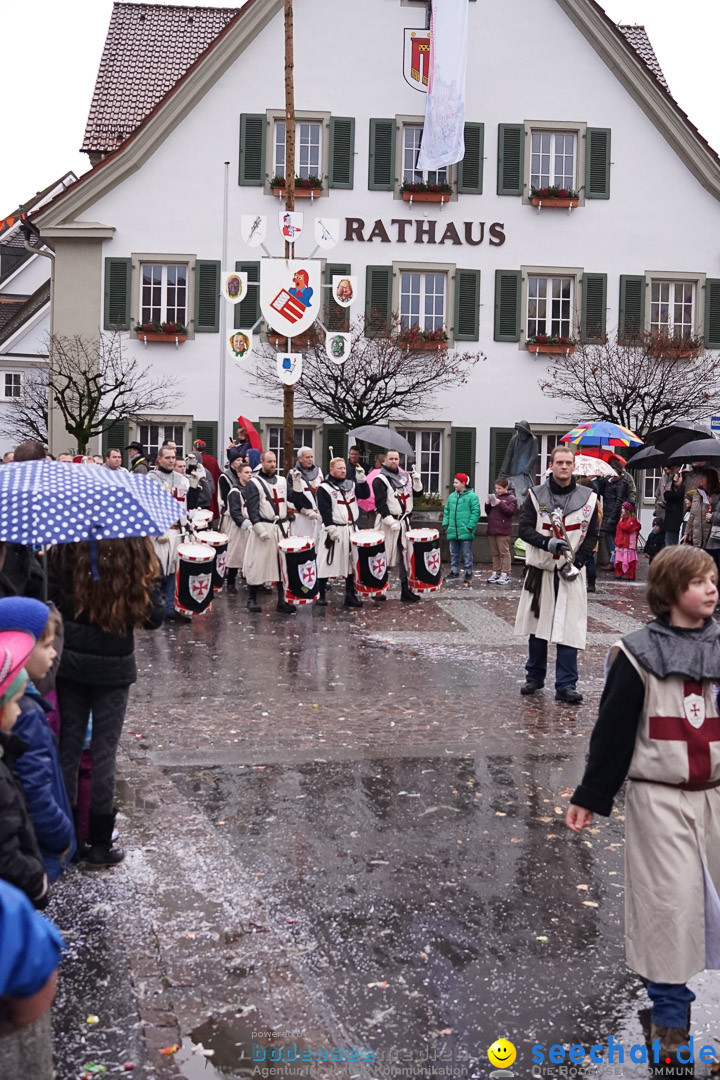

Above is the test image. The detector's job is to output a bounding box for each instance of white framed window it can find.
[396,429,442,494]
[402,126,448,186]
[527,275,574,339]
[3,372,22,399]
[399,271,446,333]
[650,280,695,339]
[267,426,315,459]
[534,432,565,485]
[138,424,186,461]
[140,264,188,326]
[644,467,665,504]
[274,121,322,179]
[530,131,577,190]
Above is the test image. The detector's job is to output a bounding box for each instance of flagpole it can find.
[219,160,230,455]
[282,0,296,475]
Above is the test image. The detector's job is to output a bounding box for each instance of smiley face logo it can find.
[488,1039,517,1070]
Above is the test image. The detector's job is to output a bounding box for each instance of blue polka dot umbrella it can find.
[0,460,183,547]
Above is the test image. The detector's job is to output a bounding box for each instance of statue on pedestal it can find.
[500,420,539,505]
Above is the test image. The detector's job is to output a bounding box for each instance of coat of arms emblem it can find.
[403,29,431,93]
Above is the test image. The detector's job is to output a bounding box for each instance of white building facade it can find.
[34,0,720,512]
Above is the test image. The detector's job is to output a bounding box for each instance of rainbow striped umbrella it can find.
[560,421,643,448]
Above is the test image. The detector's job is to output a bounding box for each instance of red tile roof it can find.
[618,24,669,92]
[82,3,239,155]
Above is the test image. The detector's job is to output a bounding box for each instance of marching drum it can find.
[406,528,442,595]
[188,508,213,532]
[175,543,215,616]
[278,536,319,606]
[351,529,388,596]
[198,529,229,593]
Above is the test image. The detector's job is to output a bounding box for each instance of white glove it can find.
[354,466,366,484]
[327,527,341,543]
[241,519,252,531]
[383,515,402,534]
[302,509,320,520]
[253,521,272,541]
[289,468,304,493]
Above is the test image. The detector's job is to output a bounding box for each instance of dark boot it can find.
[86,811,125,868]
[401,582,420,603]
[344,574,362,608]
[317,580,328,606]
[276,584,296,614]
[247,586,261,612]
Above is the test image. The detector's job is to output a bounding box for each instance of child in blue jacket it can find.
[0,599,75,880]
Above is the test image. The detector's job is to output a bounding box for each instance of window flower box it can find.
[530,186,580,209]
[648,334,702,360]
[270,175,323,198]
[268,332,316,348]
[527,336,574,355]
[134,322,187,343]
[400,182,452,204]
[396,328,448,351]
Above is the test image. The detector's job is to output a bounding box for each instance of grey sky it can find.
[1,0,718,215]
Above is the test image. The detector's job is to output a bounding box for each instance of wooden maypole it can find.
[282,0,296,474]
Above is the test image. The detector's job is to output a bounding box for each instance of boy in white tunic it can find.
[567,546,720,1064]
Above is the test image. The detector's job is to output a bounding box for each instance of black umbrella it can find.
[347,425,414,456]
[625,446,667,471]
[667,437,720,464]
[649,421,714,457]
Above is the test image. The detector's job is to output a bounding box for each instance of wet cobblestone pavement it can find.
[50,567,720,1079]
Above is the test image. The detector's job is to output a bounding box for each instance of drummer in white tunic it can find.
[372,450,423,603]
[567,546,720,1065]
[243,451,312,614]
[288,447,323,543]
[316,457,370,608]
[218,450,253,594]
[148,444,190,621]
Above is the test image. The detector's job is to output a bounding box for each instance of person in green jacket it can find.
[442,473,481,583]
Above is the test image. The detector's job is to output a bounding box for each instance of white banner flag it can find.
[417,0,468,172]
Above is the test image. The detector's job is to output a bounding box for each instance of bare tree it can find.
[538,331,720,439]
[0,367,49,445]
[48,333,179,453]
[250,316,484,429]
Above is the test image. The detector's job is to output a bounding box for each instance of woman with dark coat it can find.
[48,538,164,868]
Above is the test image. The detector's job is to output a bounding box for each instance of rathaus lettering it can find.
[344,218,506,246]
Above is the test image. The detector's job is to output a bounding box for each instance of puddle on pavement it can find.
[166,750,645,1066]
[175,1016,316,1080]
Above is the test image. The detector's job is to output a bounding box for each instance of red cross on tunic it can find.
[269,487,285,516]
[649,681,720,784]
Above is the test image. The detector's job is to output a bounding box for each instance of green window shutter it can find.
[104,257,131,330]
[489,427,515,490]
[457,123,484,194]
[103,419,130,466]
[619,275,646,343]
[454,269,480,341]
[368,118,396,191]
[239,114,266,186]
[497,124,524,196]
[323,424,347,465]
[192,420,219,458]
[329,117,355,189]
[325,263,351,331]
[194,260,220,333]
[365,265,393,335]
[234,260,260,330]
[451,427,477,489]
[705,280,720,349]
[494,270,522,342]
[585,128,611,200]
[581,273,607,343]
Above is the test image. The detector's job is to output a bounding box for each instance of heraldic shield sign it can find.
[326,332,351,365]
[403,28,431,93]
[260,258,320,338]
[277,352,302,386]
